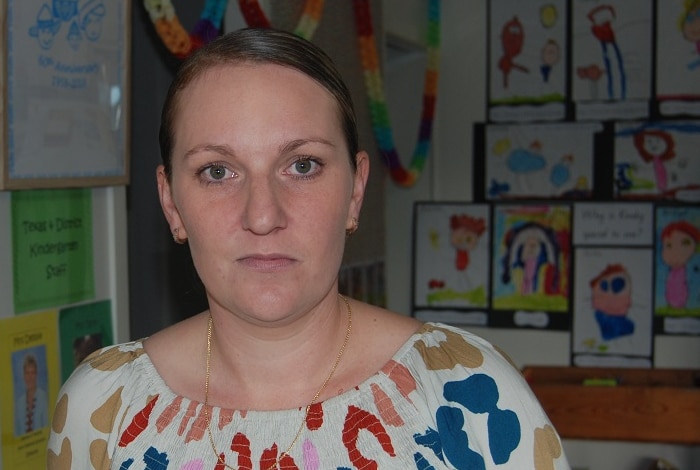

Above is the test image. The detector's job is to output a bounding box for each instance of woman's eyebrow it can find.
[278,138,336,155]
[182,143,235,160]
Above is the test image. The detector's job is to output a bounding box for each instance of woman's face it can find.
[158,64,368,324]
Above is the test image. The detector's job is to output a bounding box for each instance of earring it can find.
[346,217,359,236]
[173,227,186,245]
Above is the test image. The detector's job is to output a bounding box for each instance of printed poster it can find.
[572,248,654,367]
[412,203,490,325]
[0,310,60,470]
[58,299,113,383]
[4,0,129,187]
[11,188,94,313]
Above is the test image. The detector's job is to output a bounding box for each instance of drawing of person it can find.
[498,16,529,89]
[590,264,634,341]
[661,220,700,309]
[501,222,560,296]
[80,0,106,42]
[28,4,61,50]
[587,4,627,99]
[632,129,675,194]
[67,20,82,50]
[679,0,700,70]
[540,39,560,82]
[450,214,486,271]
[53,0,78,22]
[14,353,49,436]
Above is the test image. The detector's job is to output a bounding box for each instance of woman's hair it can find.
[159,28,359,177]
[23,354,38,372]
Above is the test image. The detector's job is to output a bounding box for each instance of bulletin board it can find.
[0,0,131,189]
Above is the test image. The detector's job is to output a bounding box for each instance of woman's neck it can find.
[205,295,351,410]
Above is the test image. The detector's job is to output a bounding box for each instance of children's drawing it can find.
[540,38,561,83]
[656,0,700,115]
[572,0,652,120]
[488,0,568,122]
[450,214,487,272]
[502,222,560,296]
[498,16,530,89]
[614,121,700,201]
[680,0,700,70]
[586,4,627,100]
[573,248,653,367]
[492,204,570,312]
[655,206,700,317]
[590,264,634,340]
[28,0,106,51]
[484,123,600,200]
[413,203,490,310]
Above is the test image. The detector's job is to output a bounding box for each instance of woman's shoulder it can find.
[61,340,153,397]
[82,340,148,369]
[393,321,524,384]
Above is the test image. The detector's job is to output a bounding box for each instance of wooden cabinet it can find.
[522,366,700,444]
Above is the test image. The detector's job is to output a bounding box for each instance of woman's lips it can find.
[238,254,298,271]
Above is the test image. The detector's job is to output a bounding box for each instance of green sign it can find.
[59,300,113,383]
[12,189,94,313]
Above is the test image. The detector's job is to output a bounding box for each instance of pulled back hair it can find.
[159,28,359,177]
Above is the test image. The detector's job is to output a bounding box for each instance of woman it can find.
[15,353,49,436]
[48,28,569,469]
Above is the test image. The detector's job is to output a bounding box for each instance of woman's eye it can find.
[201,164,234,181]
[289,157,321,176]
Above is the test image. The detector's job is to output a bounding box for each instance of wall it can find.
[382,1,700,469]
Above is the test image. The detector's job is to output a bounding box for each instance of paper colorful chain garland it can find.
[144,0,325,58]
[143,0,228,59]
[353,0,440,187]
[144,0,439,188]
[238,0,325,40]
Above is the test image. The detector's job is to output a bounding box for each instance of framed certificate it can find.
[0,0,130,189]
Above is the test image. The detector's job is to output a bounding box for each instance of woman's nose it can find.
[241,176,287,235]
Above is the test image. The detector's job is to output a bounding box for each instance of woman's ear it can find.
[348,151,369,226]
[157,165,186,240]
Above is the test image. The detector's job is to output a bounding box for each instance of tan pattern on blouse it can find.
[534,424,563,470]
[414,324,484,370]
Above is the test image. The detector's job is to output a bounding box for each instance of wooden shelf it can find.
[522,366,700,445]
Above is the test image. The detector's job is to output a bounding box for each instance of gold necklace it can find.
[203,295,353,470]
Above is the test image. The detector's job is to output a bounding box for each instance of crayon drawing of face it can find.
[591,265,631,316]
[662,227,698,269]
[682,4,700,43]
[541,39,560,67]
